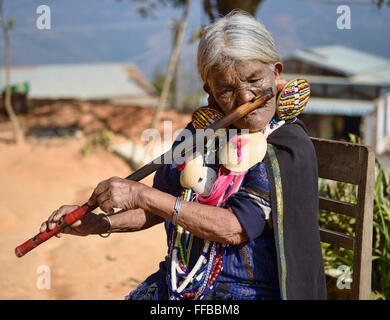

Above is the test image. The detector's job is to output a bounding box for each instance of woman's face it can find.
[205,60,283,132]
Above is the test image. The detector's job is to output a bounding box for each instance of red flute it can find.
[15,203,95,257]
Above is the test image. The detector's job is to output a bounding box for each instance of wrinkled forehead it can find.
[207,60,273,85]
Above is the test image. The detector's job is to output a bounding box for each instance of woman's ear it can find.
[273,62,287,92]
[203,83,212,95]
[274,61,283,77]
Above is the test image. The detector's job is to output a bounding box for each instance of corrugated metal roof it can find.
[349,64,390,85]
[0,62,150,100]
[303,97,375,116]
[286,45,390,85]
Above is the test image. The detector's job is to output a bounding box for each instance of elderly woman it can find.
[40,12,326,300]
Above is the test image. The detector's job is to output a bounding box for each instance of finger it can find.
[96,191,111,207]
[49,206,79,230]
[47,209,59,231]
[55,205,79,220]
[47,209,58,223]
[40,221,48,233]
[70,219,82,229]
[88,180,109,207]
[100,199,115,214]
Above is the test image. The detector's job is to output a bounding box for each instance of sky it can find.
[0,0,389,84]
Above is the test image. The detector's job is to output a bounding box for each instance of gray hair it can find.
[197,11,280,82]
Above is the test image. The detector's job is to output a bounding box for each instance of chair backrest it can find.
[311,137,375,300]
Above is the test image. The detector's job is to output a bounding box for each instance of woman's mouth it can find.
[246,108,259,118]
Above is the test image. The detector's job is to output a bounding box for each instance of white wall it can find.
[376,93,390,154]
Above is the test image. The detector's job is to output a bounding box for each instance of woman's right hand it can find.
[40,205,109,237]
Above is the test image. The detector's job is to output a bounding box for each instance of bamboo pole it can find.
[150,0,191,129]
[0,0,24,145]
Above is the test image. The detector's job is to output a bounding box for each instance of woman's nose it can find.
[235,87,256,105]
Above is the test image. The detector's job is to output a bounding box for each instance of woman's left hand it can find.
[87,176,144,213]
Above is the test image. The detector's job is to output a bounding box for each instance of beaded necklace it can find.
[168,187,226,300]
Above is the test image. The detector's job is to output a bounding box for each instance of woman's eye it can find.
[219,89,233,97]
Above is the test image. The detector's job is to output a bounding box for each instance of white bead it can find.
[192,167,217,197]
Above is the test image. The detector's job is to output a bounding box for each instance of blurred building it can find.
[0,62,157,110]
[283,45,390,154]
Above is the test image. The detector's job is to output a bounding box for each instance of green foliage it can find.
[189,26,204,43]
[319,134,390,299]
[151,69,166,97]
[7,17,15,29]
[319,178,356,296]
[372,159,390,298]
[105,254,117,261]
[150,68,174,102]
[122,0,187,18]
[181,92,204,111]
[82,130,115,156]
[376,0,390,8]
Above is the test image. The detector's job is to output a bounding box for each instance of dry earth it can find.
[0,102,192,300]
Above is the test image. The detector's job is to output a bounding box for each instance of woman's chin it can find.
[233,117,265,132]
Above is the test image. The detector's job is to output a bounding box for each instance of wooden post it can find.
[352,146,375,299]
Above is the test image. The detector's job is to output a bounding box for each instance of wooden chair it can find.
[311,137,376,300]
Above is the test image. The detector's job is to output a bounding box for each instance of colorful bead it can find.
[168,103,233,300]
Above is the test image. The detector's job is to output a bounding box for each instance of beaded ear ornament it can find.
[276,78,310,120]
[167,79,310,300]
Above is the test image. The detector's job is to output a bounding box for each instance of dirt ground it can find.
[0,101,192,300]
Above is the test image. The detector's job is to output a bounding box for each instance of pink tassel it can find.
[198,166,245,206]
[232,135,248,164]
[198,134,248,206]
